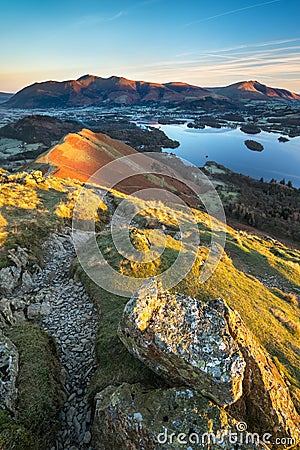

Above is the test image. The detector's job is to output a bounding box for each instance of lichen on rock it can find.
[0,332,18,411]
[118,279,246,406]
[93,383,268,449]
[117,280,300,448]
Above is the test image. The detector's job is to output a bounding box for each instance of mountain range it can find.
[3,75,300,108]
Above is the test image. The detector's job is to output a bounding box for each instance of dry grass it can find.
[55,187,107,221]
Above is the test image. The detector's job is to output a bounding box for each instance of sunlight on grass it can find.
[55,188,108,221]
[0,183,40,210]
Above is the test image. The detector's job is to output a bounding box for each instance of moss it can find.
[6,324,65,449]
[0,410,35,450]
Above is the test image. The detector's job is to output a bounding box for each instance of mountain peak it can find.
[210,80,300,101]
[77,74,95,81]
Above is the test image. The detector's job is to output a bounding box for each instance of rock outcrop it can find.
[0,332,18,411]
[118,280,246,406]
[118,280,300,447]
[224,303,300,444]
[0,246,31,295]
[93,383,268,449]
[0,266,22,294]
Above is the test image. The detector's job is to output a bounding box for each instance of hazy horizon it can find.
[1,0,299,92]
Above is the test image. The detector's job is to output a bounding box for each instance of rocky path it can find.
[36,228,98,450]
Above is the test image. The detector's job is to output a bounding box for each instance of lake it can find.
[151,123,300,188]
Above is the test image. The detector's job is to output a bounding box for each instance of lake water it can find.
[152,123,300,187]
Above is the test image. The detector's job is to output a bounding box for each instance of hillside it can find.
[3,75,221,108]
[29,128,203,204]
[0,160,299,448]
[204,162,300,244]
[208,80,300,102]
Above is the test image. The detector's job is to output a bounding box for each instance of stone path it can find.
[36,228,98,450]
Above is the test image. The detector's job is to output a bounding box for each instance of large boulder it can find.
[93,383,267,449]
[118,280,246,406]
[0,332,18,411]
[118,280,300,447]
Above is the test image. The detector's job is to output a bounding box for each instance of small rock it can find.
[0,299,15,326]
[68,392,76,402]
[21,270,33,293]
[73,415,81,435]
[66,406,76,424]
[13,310,26,324]
[27,303,41,320]
[83,431,91,444]
[40,301,51,315]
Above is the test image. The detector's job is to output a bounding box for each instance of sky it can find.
[1,0,300,92]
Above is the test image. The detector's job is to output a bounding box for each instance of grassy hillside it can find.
[72,191,300,415]
[0,166,299,446]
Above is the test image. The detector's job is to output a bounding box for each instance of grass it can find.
[73,195,300,415]
[6,324,65,449]
[0,171,109,269]
[72,265,166,402]
[0,409,35,450]
[1,167,299,442]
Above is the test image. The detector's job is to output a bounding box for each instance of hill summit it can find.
[209,80,300,101]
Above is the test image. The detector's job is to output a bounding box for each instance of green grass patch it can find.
[0,409,35,450]
[7,324,65,449]
[74,199,300,413]
[72,265,166,401]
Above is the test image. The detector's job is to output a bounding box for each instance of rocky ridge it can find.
[0,164,299,449]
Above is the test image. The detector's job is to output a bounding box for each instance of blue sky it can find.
[1,0,299,92]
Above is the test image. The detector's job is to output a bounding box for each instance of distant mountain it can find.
[208,80,300,102]
[4,77,299,108]
[3,75,223,108]
[0,92,13,104]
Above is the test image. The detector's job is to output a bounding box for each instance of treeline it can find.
[208,166,300,243]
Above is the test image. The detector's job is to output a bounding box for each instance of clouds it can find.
[123,38,300,90]
[70,10,126,28]
[185,0,281,26]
